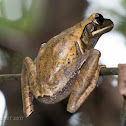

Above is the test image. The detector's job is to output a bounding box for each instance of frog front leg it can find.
[21,57,37,117]
[67,49,105,113]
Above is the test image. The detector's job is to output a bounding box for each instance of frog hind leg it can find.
[21,57,36,117]
[67,49,105,113]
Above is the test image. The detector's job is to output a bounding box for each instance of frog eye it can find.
[94,13,104,25]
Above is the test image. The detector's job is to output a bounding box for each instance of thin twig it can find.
[0,67,118,81]
[0,74,21,81]
[100,67,118,75]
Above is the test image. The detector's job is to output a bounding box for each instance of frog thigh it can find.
[67,49,102,113]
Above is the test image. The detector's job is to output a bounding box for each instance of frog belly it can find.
[37,74,77,104]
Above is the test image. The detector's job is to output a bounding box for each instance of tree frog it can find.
[21,13,114,117]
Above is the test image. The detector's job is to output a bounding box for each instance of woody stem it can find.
[0,67,118,81]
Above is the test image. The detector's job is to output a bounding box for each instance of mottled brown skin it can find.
[21,13,114,117]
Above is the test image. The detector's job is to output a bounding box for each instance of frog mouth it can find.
[92,19,114,37]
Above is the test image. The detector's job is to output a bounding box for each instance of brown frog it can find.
[21,13,114,117]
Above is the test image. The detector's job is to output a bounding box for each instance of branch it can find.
[0,67,118,81]
[0,74,21,81]
[100,67,118,75]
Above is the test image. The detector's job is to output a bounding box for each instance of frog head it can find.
[80,13,114,49]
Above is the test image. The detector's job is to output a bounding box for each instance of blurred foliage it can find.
[0,48,24,73]
[6,53,24,73]
[117,15,126,37]
[116,0,126,37]
[0,0,47,72]
[0,0,45,32]
[122,0,126,8]
[0,49,8,70]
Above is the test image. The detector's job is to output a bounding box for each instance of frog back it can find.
[35,22,85,96]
